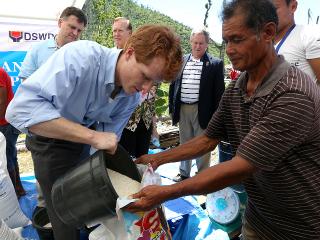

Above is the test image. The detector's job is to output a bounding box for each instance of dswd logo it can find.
[9,31,23,42]
[8,31,55,42]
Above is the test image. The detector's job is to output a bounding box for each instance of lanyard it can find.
[275,24,296,53]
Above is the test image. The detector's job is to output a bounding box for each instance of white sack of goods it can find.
[89,166,171,240]
[0,133,30,229]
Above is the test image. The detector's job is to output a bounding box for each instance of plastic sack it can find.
[89,165,171,240]
[0,133,30,228]
[117,165,171,239]
[88,216,127,240]
[0,219,24,240]
[151,137,160,148]
[204,229,230,240]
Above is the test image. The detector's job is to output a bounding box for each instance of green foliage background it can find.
[82,0,226,116]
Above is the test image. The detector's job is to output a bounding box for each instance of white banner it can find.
[0,17,58,92]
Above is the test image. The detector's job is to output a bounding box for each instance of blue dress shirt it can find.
[7,40,139,139]
[18,38,57,79]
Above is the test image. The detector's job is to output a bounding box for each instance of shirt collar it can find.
[105,48,130,99]
[235,55,290,99]
[106,48,122,84]
[190,55,202,62]
[47,37,57,50]
[55,37,60,49]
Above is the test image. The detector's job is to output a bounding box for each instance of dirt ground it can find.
[18,150,33,174]
[16,134,33,174]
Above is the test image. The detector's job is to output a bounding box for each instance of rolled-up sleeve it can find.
[6,45,87,134]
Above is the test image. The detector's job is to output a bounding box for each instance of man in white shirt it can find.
[112,17,132,49]
[273,0,320,84]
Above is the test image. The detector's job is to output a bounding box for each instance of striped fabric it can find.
[180,59,203,104]
[205,57,320,240]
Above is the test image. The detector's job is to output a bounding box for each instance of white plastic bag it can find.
[89,165,171,240]
[88,216,127,240]
[204,229,230,240]
[117,165,171,240]
[0,133,30,228]
[0,219,24,240]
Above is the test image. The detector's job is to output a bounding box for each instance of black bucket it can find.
[51,145,141,228]
[32,207,54,240]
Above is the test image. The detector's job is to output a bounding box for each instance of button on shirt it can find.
[7,40,140,139]
[18,38,58,79]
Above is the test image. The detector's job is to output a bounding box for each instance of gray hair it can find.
[190,28,210,43]
[113,17,133,31]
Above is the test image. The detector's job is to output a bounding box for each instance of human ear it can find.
[58,18,63,28]
[290,0,298,13]
[124,47,135,60]
[262,22,277,43]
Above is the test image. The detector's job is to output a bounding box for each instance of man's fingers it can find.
[125,199,154,213]
[131,190,143,199]
[151,162,158,171]
[125,201,144,212]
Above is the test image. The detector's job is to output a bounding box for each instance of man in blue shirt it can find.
[19,7,87,80]
[18,6,87,219]
[6,25,182,240]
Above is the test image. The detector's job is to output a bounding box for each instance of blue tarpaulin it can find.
[17,149,230,240]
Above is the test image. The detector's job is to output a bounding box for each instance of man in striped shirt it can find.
[169,28,225,182]
[130,0,320,239]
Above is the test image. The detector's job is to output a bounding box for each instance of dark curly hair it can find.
[221,0,278,34]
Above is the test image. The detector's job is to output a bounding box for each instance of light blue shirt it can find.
[7,40,139,139]
[18,38,57,79]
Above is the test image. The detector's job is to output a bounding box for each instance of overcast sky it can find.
[135,0,320,43]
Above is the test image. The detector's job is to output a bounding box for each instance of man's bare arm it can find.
[129,155,256,212]
[136,134,219,169]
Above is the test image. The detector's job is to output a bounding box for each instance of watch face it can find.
[206,187,240,224]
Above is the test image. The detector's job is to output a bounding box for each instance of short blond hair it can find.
[113,17,132,31]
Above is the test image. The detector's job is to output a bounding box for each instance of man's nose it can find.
[225,42,236,56]
[72,28,79,36]
[141,81,153,94]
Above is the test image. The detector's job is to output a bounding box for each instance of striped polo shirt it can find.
[180,57,203,104]
[205,56,320,240]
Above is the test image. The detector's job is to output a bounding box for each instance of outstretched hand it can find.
[135,154,160,170]
[125,185,170,212]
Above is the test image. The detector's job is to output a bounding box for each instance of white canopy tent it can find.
[0,0,86,21]
[0,0,87,92]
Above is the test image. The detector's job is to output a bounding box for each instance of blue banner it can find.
[0,51,27,93]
